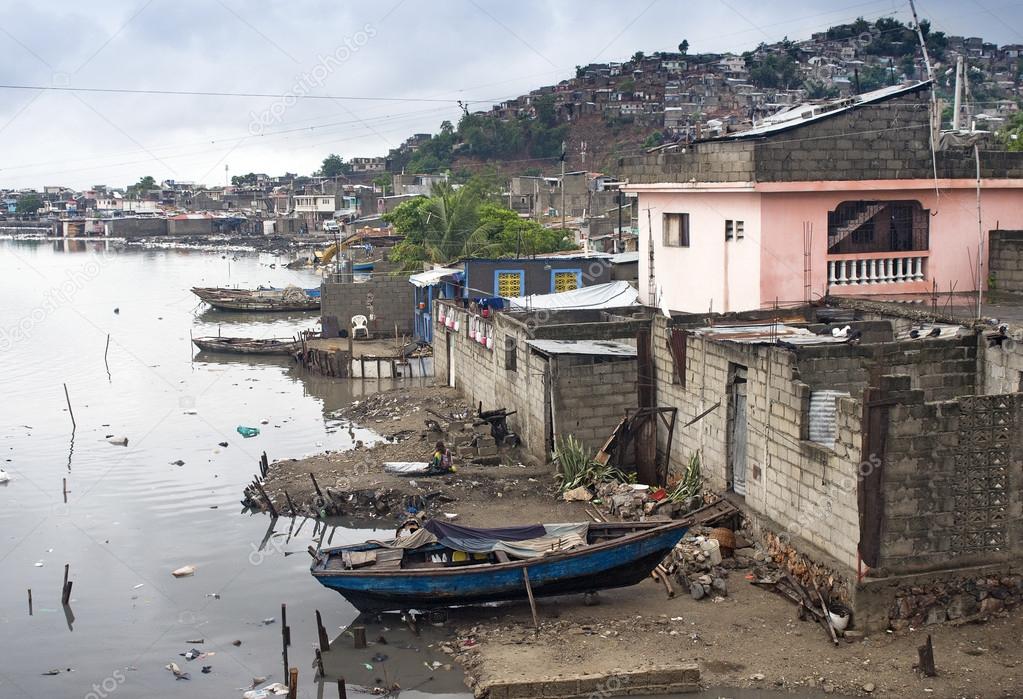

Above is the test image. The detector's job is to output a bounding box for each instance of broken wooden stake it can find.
[61,563,73,605]
[337,678,347,699]
[352,625,366,649]
[287,668,298,699]
[281,603,291,685]
[314,648,324,678]
[62,478,68,503]
[284,490,297,516]
[310,472,324,501]
[27,589,32,615]
[315,610,330,651]
[63,383,76,429]
[918,634,937,677]
[522,568,540,633]
[260,451,269,478]
[253,480,278,518]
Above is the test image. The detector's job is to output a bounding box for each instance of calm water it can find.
[0,239,467,699]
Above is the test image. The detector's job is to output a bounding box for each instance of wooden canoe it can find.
[192,336,302,355]
[310,519,687,612]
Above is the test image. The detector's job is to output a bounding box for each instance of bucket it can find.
[828,602,852,631]
[699,538,722,566]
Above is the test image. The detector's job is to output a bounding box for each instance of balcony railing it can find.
[827,252,927,287]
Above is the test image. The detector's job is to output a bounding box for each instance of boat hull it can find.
[192,337,302,355]
[312,522,686,612]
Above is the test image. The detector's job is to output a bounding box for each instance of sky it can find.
[0,0,1020,190]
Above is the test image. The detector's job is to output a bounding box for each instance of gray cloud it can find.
[1,0,1019,188]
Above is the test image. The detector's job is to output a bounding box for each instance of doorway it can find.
[446,331,456,388]
[727,364,748,496]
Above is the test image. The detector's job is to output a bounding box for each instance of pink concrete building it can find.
[621,83,1023,313]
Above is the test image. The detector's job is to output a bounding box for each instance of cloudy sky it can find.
[0,0,1019,190]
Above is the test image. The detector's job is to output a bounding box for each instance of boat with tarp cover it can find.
[309,518,688,612]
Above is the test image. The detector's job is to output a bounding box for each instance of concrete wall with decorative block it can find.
[652,314,863,571]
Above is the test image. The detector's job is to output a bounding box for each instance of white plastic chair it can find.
[351,314,369,339]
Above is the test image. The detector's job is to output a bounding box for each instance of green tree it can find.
[678,40,689,55]
[384,178,574,269]
[231,172,258,186]
[631,51,645,63]
[372,174,392,195]
[15,193,42,214]
[643,131,665,148]
[127,175,156,199]
[319,153,350,178]
[997,112,1023,151]
[803,79,839,100]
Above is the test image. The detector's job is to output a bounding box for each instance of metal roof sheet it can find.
[526,339,638,357]
[692,323,850,345]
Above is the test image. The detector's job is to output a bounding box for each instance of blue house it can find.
[461,256,613,299]
[409,267,462,342]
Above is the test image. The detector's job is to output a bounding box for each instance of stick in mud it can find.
[337,678,347,699]
[253,480,279,518]
[522,568,540,633]
[104,333,111,381]
[27,589,32,616]
[281,603,290,685]
[316,610,330,652]
[63,383,76,429]
[287,668,298,699]
[284,490,297,516]
[62,478,67,503]
[352,625,366,649]
[61,564,69,603]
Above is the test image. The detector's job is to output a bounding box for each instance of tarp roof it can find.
[506,280,639,311]
[408,266,461,288]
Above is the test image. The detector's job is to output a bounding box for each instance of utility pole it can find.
[560,140,567,240]
[617,188,624,253]
[952,55,964,131]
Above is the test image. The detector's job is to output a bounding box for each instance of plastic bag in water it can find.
[236,426,260,438]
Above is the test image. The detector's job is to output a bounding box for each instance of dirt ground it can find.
[264,385,1023,698]
[444,576,1023,698]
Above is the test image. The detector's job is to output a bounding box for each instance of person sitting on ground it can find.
[429,441,455,474]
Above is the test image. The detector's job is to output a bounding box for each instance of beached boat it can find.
[192,336,302,355]
[309,519,688,612]
[191,286,320,312]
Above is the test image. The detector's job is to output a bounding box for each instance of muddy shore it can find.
[261,385,1023,699]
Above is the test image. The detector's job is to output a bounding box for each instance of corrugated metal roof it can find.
[692,323,849,345]
[893,323,963,340]
[526,339,637,357]
[713,81,931,141]
[808,390,851,449]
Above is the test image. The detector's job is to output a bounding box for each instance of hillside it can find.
[376,16,1022,179]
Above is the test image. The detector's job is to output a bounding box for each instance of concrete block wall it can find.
[552,357,638,455]
[989,230,1023,293]
[880,390,1023,574]
[982,335,1023,394]
[321,274,414,337]
[652,315,863,571]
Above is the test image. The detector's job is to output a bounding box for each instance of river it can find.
[0,238,843,699]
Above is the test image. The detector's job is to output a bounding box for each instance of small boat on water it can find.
[310,518,688,612]
[191,286,320,312]
[192,336,303,355]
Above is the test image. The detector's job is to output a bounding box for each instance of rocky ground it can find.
[260,385,1023,699]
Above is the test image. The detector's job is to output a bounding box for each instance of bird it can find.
[0,468,8,483]
[831,325,851,338]
[846,329,863,344]
[909,328,920,339]
[113,307,120,314]
[928,327,941,337]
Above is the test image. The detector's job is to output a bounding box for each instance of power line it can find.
[0,84,471,103]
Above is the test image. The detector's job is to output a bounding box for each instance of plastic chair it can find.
[351,314,369,339]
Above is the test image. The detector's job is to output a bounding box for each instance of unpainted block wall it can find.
[652,315,862,570]
[552,356,638,454]
[989,230,1023,294]
[982,335,1023,395]
[880,388,1023,574]
[433,304,640,462]
[321,274,414,337]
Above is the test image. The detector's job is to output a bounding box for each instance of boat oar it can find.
[521,567,540,634]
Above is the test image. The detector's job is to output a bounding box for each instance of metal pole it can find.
[617,189,623,252]
[560,141,566,241]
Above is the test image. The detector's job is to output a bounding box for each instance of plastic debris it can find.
[107,436,129,446]
[165,662,190,680]
[243,682,288,698]
[171,565,196,578]
[237,426,260,438]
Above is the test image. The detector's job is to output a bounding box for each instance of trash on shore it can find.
[165,662,190,680]
[243,682,288,698]
[0,468,9,483]
[562,485,593,502]
[171,565,196,578]
[107,436,129,446]
[237,426,260,438]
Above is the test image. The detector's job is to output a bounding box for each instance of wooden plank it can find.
[522,568,540,632]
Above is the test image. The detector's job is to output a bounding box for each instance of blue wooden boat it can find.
[352,261,374,272]
[309,519,687,612]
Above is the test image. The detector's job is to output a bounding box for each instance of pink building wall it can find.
[636,188,762,313]
[633,179,1023,312]
[758,180,1023,305]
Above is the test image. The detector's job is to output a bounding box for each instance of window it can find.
[495,270,524,297]
[725,219,733,240]
[663,213,690,247]
[504,335,517,371]
[827,200,929,254]
[735,220,744,239]
[551,269,581,292]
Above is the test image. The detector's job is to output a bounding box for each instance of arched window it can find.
[827,201,929,255]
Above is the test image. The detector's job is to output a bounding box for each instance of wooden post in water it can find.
[316,610,330,651]
[287,668,298,699]
[63,384,76,429]
[27,589,32,615]
[918,634,937,677]
[337,678,347,699]
[281,603,291,685]
[62,478,68,503]
[61,564,73,605]
[352,625,366,649]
